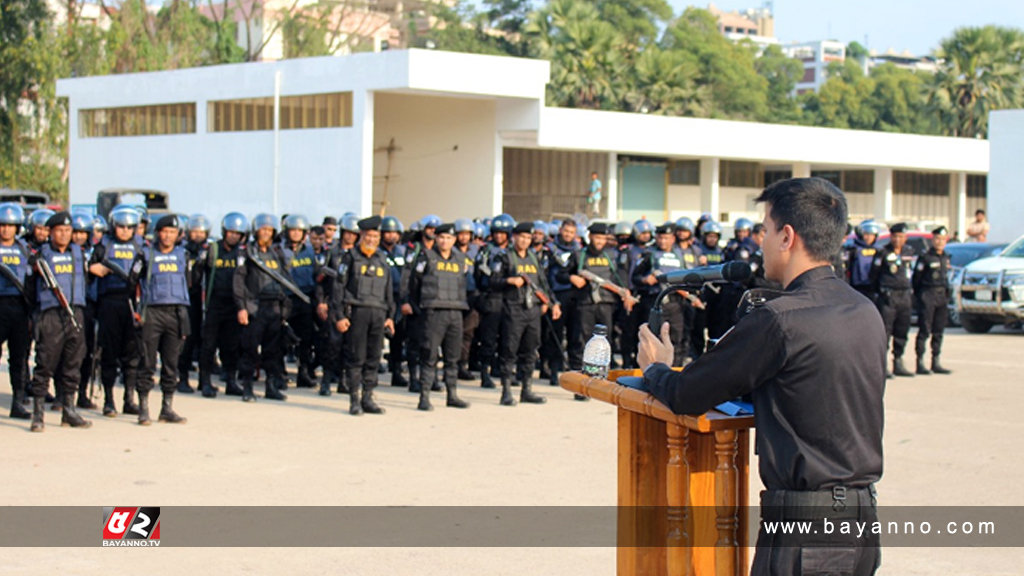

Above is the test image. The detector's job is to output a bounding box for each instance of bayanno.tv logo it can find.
[102,507,161,547]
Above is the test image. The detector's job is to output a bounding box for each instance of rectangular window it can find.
[967,174,987,198]
[208,92,353,132]
[842,170,874,193]
[894,171,950,196]
[801,67,816,83]
[720,161,763,188]
[811,170,842,188]
[668,160,700,185]
[763,170,792,187]
[79,103,196,138]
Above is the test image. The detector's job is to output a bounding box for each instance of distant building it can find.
[707,3,778,52]
[784,40,846,95]
[866,48,940,74]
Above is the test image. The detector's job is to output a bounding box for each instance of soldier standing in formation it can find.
[871,222,915,378]
[0,204,33,419]
[913,226,952,376]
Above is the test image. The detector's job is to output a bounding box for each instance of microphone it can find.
[655,262,752,285]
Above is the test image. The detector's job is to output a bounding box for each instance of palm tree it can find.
[624,46,709,116]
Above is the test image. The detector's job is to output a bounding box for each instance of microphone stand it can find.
[647,282,705,335]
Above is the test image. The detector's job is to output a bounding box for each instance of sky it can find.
[696,0,1024,56]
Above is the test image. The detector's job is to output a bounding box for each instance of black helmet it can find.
[109,206,140,229]
[283,214,311,232]
[222,212,248,235]
[71,212,93,233]
[490,213,515,234]
[0,203,25,227]
[251,213,278,235]
[381,216,404,233]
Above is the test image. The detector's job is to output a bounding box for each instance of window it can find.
[763,170,792,186]
[668,160,700,185]
[843,170,874,193]
[720,161,762,188]
[79,103,196,138]
[894,171,950,196]
[967,174,986,198]
[801,68,816,83]
[208,92,353,132]
[811,170,841,188]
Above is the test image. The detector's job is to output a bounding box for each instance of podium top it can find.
[559,369,755,433]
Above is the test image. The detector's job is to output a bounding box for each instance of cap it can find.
[512,222,533,235]
[588,222,610,235]
[932,225,949,236]
[655,223,676,235]
[358,216,382,231]
[47,211,72,228]
[322,216,338,226]
[890,223,908,234]
[436,223,456,236]
[155,214,180,231]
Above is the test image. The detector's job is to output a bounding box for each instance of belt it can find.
[880,287,910,293]
[760,486,876,521]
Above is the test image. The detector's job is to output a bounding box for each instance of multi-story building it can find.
[707,2,778,52]
[866,48,940,74]
[784,40,846,95]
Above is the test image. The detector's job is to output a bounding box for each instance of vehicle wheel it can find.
[947,306,961,328]
[960,313,994,334]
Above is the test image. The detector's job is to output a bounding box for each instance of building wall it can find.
[988,110,1024,243]
[502,148,608,221]
[372,92,497,223]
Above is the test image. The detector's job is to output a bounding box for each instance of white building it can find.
[784,40,847,95]
[986,110,1024,243]
[56,49,988,235]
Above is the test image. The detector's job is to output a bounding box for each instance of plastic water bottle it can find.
[582,324,612,379]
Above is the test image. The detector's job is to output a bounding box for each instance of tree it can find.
[424,1,508,57]
[867,64,936,134]
[623,46,707,116]
[928,25,1024,138]
[481,0,532,56]
[593,0,671,48]
[800,61,875,130]
[755,44,802,123]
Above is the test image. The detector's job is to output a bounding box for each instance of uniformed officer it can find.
[405,223,471,411]
[64,212,98,410]
[493,222,561,406]
[88,206,144,417]
[632,223,691,366]
[722,218,753,261]
[0,203,33,419]
[27,211,91,432]
[380,216,409,388]
[619,219,653,369]
[321,217,338,250]
[281,214,318,388]
[91,215,107,246]
[400,214,441,394]
[136,215,190,425]
[693,221,727,356]
[328,216,395,415]
[613,221,633,249]
[913,226,952,375]
[454,218,481,381]
[845,220,881,300]
[24,208,54,250]
[338,215,360,253]
[871,222,915,378]
[234,213,291,402]
[473,214,515,389]
[198,212,247,398]
[638,178,883,576]
[543,219,583,386]
[177,213,212,393]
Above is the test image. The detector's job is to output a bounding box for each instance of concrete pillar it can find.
[606,152,618,221]
[792,162,811,178]
[357,90,375,217]
[952,171,967,239]
[873,167,893,222]
[493,133,504,215]
[699,157,720,219]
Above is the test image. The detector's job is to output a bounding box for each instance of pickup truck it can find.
[953,234,1024,333]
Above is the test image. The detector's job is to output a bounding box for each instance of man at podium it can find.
[637,178,885,576]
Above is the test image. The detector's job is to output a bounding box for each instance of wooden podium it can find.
[561,369,755,576]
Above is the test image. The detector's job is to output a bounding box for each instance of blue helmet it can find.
[454,218,474,234]
[701,221,723,236]
[0,203,25,226]
[480,217,492,230]
[633,219,653,237]
[221,212,248,235]
[472,222,487,239]
[734,218,754,233]
[189,213,212,233]
[409,220,422,233]
[92,214,108,234]
[490,213,515,235]
[675,217,695,233]
[109,206,141,229]
[532,220,547,234]
[614,220,633,237]
[283,214,310,232]
[420,214,442,229]
[28,208,55,232]
[176,213,191,233]
[856,220,882,240]
[251,213,278,235]
[547,223,560,237]
[134,206,150,223]
[71,212,93,232]
[341,215,360,234]
[381,216,404,233]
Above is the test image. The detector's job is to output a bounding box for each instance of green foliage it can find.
[756,44,802,123]
[593,0,671,47]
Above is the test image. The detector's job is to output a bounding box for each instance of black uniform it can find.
[643,265,884,576]
[234,243,292,401]
[0,239,33,418]
[564,245,624,354]
[177,239,208,392]
[138,243,191,423]
[383,242,409,386]
[913,247,951,365]
[399,241,432,392]
[473,242,507,388]
[200,239,244,396]
[283,239,318,387]
[544,238,583,378]
[870,243,915,362]
[632,245,691,366]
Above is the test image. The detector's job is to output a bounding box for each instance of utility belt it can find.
[879,286,910,295]
[760,486,877,521]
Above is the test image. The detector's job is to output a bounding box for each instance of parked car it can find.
[953,235,1024,333]
[0,188,57,214]
[945,243,1008,326]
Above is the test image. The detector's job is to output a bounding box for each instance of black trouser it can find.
[0,297,30,397]
[345,306,386,392]
[139,305,189,394]
[877,288,912,358]
[476,296,503,373]
[201,296,241,378]
[405,312,425,377]
[915,288,948,358]
[177,289,203,379]
[623,292,655,369]
[55,303,96,397]
[31,307,86,398]
[708,283,743,340]
[239,300,284,381]
[421,308,462,390]
[460,294,480,365]
[578,301,615,367]
[500,302,541,382]
[288,294,315,371]
[98,296,140,392]
[544,289,583,371]
[388,294,405,371]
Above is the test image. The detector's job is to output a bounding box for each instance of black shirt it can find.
[643,265,886,491]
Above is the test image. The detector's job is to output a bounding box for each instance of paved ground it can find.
[3,326,1023,574]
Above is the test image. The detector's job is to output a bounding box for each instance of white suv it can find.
[954,234,1024,333]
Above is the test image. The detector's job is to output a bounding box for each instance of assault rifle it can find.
[246,245,311,305]
[102,254,145,326]
[578,270,639,312]
[36,258,80,331]
[652,269,705,310]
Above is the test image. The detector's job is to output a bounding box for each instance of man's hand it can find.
[400,303,414,316]
[507,276,525,288]
[317,303,329,321]
[336,318,351,333]
[551,303,562,321]
[638,322,673,370]
[644,274,659,286]
[569,275,586,289]
[384,318,395,334]
[237,309,249,326]
[89,263,110,277]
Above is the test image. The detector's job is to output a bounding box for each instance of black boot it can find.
[893,357,914,377]
[138,391,152,425]
[417,385,433,411]
[225,374,244,396]
[520,379,546,404]
[77,381,97,409]
[408,363,422,393]
[362,387,385,414]
[176,374,195,394]
[123,387,140,415]
[158,392,187,423]
[538,358,550,380]
[916,357,931,375]
[391,369,408,388]
[430,371,443,392]
[61,394,92,428]
[319,372,333,396]
[276,373,288,391]
[241,378,257,402]
[265,376,287,401]
[499,379,517,406]
[549,364,560,387]
[932,355,952,375]
[446,381,469,409]
[10,386,31,419]
[30,396,44,432]
[349,386,363,416]
[296,366,315,388]
[200,371,217,398]
[50,391,62,411]
[480,368,496,389]
[336,372,350,395]
[457,362,475,381]
[574,393,589,401]
[102,385,117,417]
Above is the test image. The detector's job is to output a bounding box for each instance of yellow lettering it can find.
[587,257,608,267]
[515,264,537,274]
[113,250,134,259]
[54,264,73,274]
[266,260,279,269]
[158,263,179,273]
[292,257,312,267]
[437,262,460,273]
[376,267,384,277]
[360,265,367,275]
[1,256,20,265]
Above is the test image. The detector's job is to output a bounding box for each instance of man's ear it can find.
[780,224,797,252]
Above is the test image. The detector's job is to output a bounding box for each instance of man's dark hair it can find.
[755,177,848,262]
[752,223,766,235]
[975,209,985,216]
[561,219,577,229]
[310,226,325,235]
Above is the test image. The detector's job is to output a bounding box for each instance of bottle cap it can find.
[594,324,607,337]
